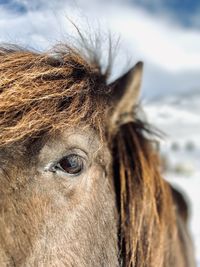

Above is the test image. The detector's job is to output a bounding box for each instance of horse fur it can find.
[0,43,195,267]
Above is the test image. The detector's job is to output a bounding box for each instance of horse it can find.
[0,43,195,267]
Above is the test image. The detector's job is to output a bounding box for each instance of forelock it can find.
[0,44,110,147]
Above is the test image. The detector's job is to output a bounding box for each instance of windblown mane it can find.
[0,44,109,147]
[112,122,175,266]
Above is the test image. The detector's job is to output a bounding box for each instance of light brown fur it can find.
[0,44,195,267]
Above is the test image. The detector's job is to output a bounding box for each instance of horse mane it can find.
[112,121,182,266]
[0,44,110,147]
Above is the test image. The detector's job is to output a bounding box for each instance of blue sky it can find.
[0,0,199,27]
[0,0,200,99]
[132,0,200,28]
[0,0,27,13]
[1,0,199,28]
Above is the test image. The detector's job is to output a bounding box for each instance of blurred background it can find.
[0,0,199,265]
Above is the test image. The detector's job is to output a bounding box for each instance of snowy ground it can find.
[143,90,200,266]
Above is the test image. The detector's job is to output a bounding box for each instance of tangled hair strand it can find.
[0,44,110,147]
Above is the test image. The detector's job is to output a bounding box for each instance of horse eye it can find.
[54,154,83,175]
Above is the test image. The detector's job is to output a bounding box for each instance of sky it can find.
[0,0,200,99]
[131,0,200,28]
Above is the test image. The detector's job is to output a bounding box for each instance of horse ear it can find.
[109,61,143,132]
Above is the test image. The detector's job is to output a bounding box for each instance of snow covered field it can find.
[144,91,200,266]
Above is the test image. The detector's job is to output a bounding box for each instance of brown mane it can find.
[0,45,109,147]
[112,122,179,266]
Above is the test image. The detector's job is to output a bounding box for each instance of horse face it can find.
[0,54,143,266]
[0,127,118,266]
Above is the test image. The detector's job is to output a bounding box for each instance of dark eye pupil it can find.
[58,155,83,174]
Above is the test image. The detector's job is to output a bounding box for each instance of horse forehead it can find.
[58,127,100,147]
[41,127,102,154]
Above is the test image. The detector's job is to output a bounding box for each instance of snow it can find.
[143,91,200,266]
